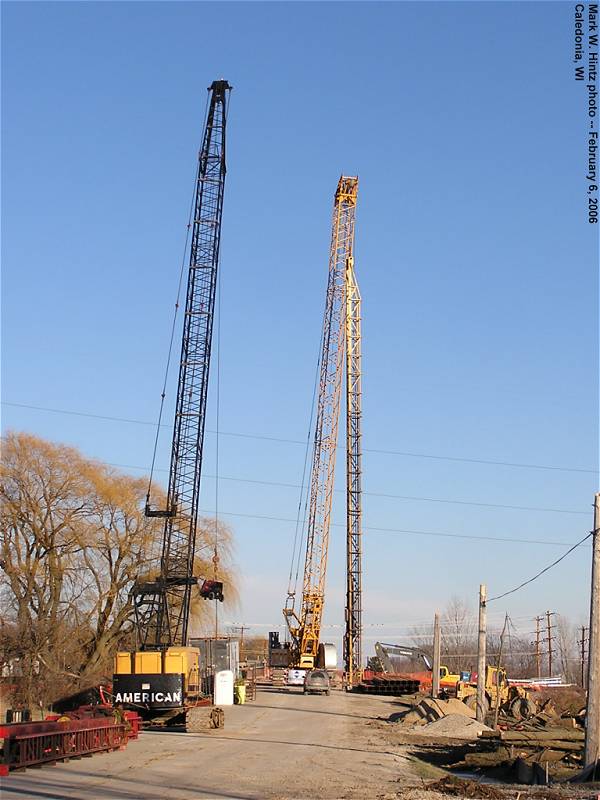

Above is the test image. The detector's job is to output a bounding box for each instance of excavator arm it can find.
[374,642,433,672]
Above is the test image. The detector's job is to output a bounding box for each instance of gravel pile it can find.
[413,713,493,740]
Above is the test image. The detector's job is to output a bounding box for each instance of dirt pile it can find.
[416,714,493,740]
[390,697,493,741]
[397,698,476,726]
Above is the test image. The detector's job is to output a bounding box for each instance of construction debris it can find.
[385,692,591,784]
[186,706,225,732]
[420,776,504,798]
[446,701,588,784]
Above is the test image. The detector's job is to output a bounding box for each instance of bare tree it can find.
[555,614,579,684]
[442,596,477,672]
[0,431,238,710]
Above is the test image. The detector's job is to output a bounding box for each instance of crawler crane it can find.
[282,176,363,685]
[113,79,231,721]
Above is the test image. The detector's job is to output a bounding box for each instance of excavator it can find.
[372,642,462,694]
[372,644,537,717]
[280,176,364,686]
[112,79,231,724]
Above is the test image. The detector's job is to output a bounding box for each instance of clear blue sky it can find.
[2,2,598,657]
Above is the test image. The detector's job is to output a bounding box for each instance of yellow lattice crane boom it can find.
[344,253,363,684]
[284,176,362,673]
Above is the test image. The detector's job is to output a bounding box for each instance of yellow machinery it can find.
[456,666,537,718]
[113,648,201,709]
[439,665,462,691]
[283,176,363,683]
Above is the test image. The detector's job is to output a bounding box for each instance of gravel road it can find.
[0,688,419,799]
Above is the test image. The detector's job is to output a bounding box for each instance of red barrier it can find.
[0,711,141,776]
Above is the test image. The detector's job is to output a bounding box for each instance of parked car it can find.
[304,669,330,695]
[287,668,307,686]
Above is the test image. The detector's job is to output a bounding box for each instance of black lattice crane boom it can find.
[113,79,231,719]
[134,79,230,651]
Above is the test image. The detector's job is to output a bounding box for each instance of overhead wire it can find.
[81,457,591,517]
[4,400,597,475]
[487,530,594,602]
[195,507,587,548]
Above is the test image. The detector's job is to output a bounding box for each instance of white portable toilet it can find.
[214,669,234,706]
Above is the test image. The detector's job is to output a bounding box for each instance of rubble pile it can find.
[456,699,587,783]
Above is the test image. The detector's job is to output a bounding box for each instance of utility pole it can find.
[432,612,441,699]
[476,584,487,723]
[493,613,509,729]
[578,626,588,688]
[534,615,543,678]
[584,492,600,767]
[545,610,556,677]
[230,625,247,659]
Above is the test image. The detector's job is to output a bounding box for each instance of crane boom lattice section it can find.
[284,176,358,666]
[344,256,362,683]
[134,80,231,651]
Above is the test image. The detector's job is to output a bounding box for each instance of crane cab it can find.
[113,646,200,717]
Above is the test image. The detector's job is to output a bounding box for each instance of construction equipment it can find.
[282,176,362,683]
[344,235,363,686]
[112,79,231,722]
[373,642,433,672]
[456,665,537,718]
[371,642,463,693]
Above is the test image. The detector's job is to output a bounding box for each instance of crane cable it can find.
[145,92,211,511]
[287,343,322,598]
[214,89,232,635]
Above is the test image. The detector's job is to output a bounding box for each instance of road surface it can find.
[1,688,418,799]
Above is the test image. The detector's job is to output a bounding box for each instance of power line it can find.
[3,400,598,475]
[197,507,583,548]
[1,404,593,517]
[488,531,594,602]
[94,459,589,517]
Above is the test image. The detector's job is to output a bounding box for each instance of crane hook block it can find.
[199,579,224,602]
